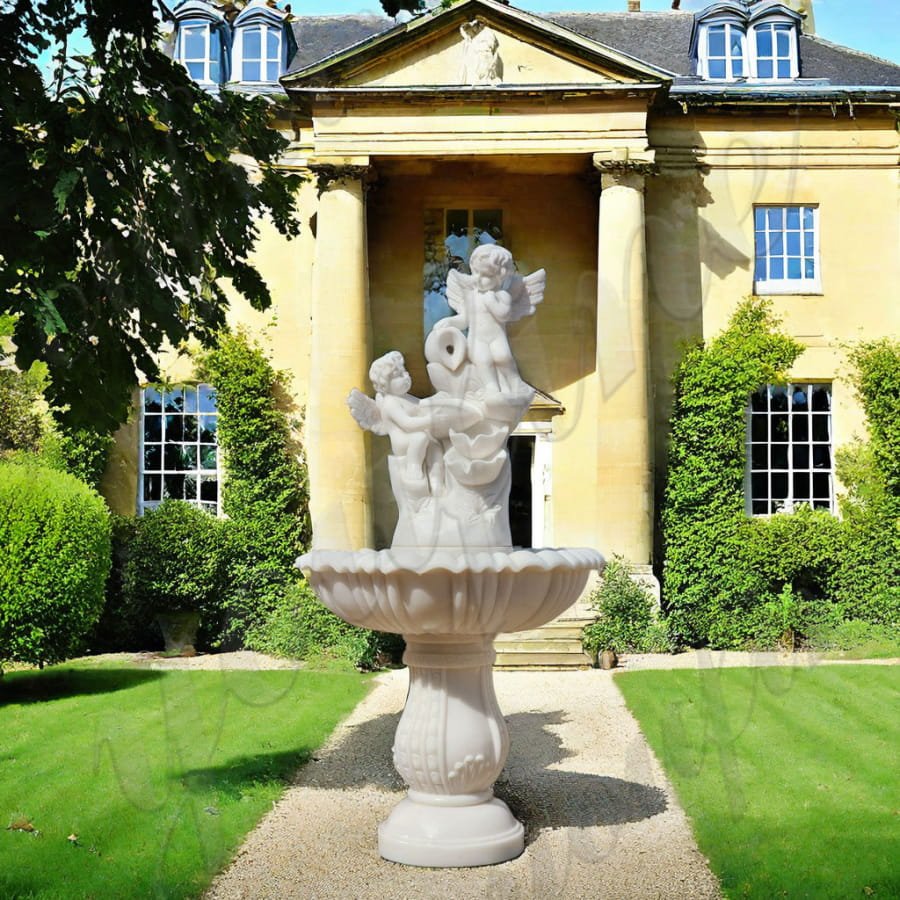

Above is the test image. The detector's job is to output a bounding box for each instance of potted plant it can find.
[123,500,229,655]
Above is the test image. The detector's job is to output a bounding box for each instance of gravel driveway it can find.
[206,667,721,900]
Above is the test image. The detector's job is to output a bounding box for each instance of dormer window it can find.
[235,24,282,83]
[173,2,228,87]
[753,23,795,78]
[705,22,746,80]
[232,3,293,86]
[694,2,802,83]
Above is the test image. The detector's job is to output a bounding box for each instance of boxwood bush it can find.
[121,500,230,646]
[0,461,111,668]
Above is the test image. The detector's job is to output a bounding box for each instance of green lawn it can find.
[617,665,899,899]
[0,661,371,899]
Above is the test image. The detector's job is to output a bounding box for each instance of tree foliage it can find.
[1,0,301,433]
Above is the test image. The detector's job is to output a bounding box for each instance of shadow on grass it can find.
[177,749,314,800]
[0,667,163,705]
[278,707,667,842]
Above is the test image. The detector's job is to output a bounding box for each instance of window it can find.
[703,22,746,80]
[236,24,282,83]
[141,385,220,514]
[746,384,834,515]
[423,207,504,335]
[753,22,797,79]
[754,205,819,293]
[177,18,221,84]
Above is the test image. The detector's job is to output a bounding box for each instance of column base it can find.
[378,794,524,868]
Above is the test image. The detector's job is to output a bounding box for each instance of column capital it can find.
[592,149,657,189]
[309,157,376,195]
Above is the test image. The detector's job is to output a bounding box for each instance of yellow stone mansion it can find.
[103,0,900,606]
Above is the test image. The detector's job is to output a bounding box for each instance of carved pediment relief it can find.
[283,0,671,92]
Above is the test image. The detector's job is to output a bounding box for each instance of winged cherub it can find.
[436,244,545,394]
[348,351,441,489]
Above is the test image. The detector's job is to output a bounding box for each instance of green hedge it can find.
[0,462,111,667]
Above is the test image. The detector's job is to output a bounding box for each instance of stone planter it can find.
[155,610,200,655]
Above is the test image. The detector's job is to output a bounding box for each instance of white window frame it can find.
[177,19,214,84]
[745,383,834,517]
[233,22,283,84]
[751,20,799,80]
[139,384,221,516]
[699,20,747,81]
[753,205,821,294]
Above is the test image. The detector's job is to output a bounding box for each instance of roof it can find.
[286,8,900,89]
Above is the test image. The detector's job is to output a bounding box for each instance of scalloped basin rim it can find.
[296,546,604,576]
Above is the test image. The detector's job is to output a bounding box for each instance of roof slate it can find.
[286,9,900,88]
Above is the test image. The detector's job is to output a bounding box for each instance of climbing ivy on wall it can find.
[197,330,311,646]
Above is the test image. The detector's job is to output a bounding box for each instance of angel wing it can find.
[347,389,386,436]
[506,268,546,322]
[445,268,476,315]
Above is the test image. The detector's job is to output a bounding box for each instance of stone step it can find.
[494,638,586,654]
[494,650,593,669]
[500,623,587,642]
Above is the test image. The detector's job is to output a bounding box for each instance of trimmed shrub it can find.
[0,462,111,667]
[253,580,404,669]
[121,501,230,645]
[582,556,670,655]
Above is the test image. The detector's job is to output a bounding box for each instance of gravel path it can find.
[207,668,721,900]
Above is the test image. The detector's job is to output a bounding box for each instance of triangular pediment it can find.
[283,0,672,92]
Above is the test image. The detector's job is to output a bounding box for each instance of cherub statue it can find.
[459,19,503,85]
[348,351,441,490]
[435,244,545,394]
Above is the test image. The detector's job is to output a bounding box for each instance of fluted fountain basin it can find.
[296,547,604,637]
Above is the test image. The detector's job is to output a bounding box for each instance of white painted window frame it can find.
[177,20,214,84]
[138,384,221,516]
[233,22,282,83]
[750,20,799,81]
[699,20,747,81]
[745,383,834,517]
[753,204,821,295]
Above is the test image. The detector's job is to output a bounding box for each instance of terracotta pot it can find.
[155,610,200,655]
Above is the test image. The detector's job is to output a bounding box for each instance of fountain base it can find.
[378,793,524,867]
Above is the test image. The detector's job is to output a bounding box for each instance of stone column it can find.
[594,156,655,565]
[308,165,373,550]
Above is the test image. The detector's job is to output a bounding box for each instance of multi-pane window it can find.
[754,205,819,293]
[705,23,745,80]
[423,207,504,335]
[177,19,220,84]
[238,24,282,82]
[747,384,833,515]
[754,23,796,79]
[141,385,220,515]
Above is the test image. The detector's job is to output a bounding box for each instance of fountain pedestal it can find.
[380,635,522,866]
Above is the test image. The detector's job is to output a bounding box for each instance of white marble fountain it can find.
[297,244,604,867]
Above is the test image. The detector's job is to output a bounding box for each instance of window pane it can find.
[770,258,784,280]
[144,445,161,471]
[164,445,183,470]
[768,232,783,254]
[182,386,197,413]
[183,475,198,502]
[200,445,218,469]
[787,231,800,255]
[794,416,808,441]
[183,415,198,442]
[812,415,829,442]
[187,61,205,81]
[772,473,788,499]
[244,27,262,59]
[708,59,726,79]
[164,389,183,412]
[805,259,815,279]
[776,29,791,54]
[804,231,815,256]
[771,387,788,411]
[803,207,815,229]
[143,474,161,502]
[144,414,161,442]
[791,386,808,410]
[200,476,218,502]
[243,60,261,82]
[199,415,218,443]
[772,414,788,442]
[751,388,768,411]
[751,444,768,469]
[144,388,162,412]
[756,27,772,56]
[794,472,810,500]
[209,58,220,83]
[812,473,830,499]
[757,59,773,78]
[777,59,791,78]
[754,258,766,281]
[787,258,801,279]
[266,59,280,81]
[165,415,184,442]
[786,207,800,229]
[751,415,768,442]
[199,385,217,413]
[473,209,503,245]
[811,387,830,411]
[732,57,744,77]
[164,474,185,500]
[754,207,766,229]
[183,27,206,60]
[772,444,788,470]
[708,27,725,55]
[752,473,767,499]
[267,27,280,57]
[180,446,198,470]
[793,445,809,468]
[767,208,782,228]
[813,445,831,469]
